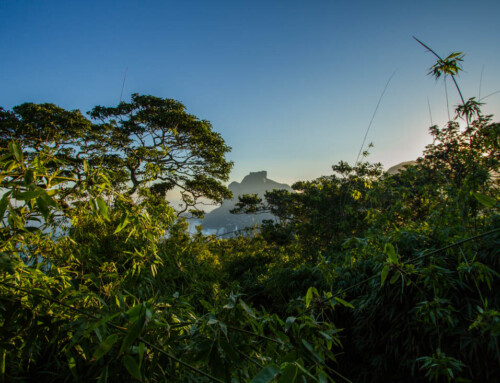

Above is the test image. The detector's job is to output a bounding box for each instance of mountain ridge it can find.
[202,171,292,234]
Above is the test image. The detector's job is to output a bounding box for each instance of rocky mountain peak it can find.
[241,171,268,185]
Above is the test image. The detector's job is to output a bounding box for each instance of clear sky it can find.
[1,0,500,185]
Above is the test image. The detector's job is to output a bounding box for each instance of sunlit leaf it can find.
[114,213,130,234]
[96,196,109,220]
[333,297,354,309]
[384,243,398,263]
[8,141,23,163]
[305,287,314,308]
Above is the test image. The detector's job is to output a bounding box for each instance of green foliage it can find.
[0,118,340,383]
[231,44,500,382]
[1,47,500,383]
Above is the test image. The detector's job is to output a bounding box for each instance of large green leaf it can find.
[279,363,298,383]
[318,371,329,383]
[122,354,142,380]
[305,287,318,308]
[120,313,146,354]
[114,213,130,234]
[472,191,498,208]
[138,342,145,367]
[250,364,281,383]
[92,334,119,361]
[240,298,256,318]
[96,196,109,220]
[13,189,43,201]
[8,141,23,163]
[285,316,296,332]
[35,196,49,218]
[333,297,354,309]
[0,253,14,274]
[384,243,398,263]
[301,339,323,363]
[381,265,390,286]
[0,193,10,221]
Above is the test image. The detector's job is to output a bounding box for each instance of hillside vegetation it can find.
[0,46,499,382]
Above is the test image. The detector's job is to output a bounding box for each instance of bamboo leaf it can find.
[305,287,314,308]
[92,334,119,361]
[472,191,497,208]
[0,193,10,221]
[96,196,109,220]
[36,196,49,218]
[67,356,77,379]
[295,362,319,382]
[318,371,328,383]
[390,271,400,285]
[8,141,23,163]
[381,265,390,286]
[138,342,145,368]
[384,243,398,263]
[114,213,130,234]
[250,364,280,383]
[0,254,15,274]
[39,190,59,209]
[122,354,142,380]
[279,363,298,383]
[333,297,354,308]
[13,190,43,201]
[240,299,256,318]
[285,316,296,332]
[120,313,146,354]
[301,339,323,363]
[207,313,218,325]
[23,169,35,186]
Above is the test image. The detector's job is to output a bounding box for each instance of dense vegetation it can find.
[0,47,499,382]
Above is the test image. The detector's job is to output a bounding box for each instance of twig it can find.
[119,67,128,103]
[444,75,451,121]
[355,70,397,166]
[479,65,484,100]
[427,97,434,126]
[226,325,284,345]
[479,90,500,102]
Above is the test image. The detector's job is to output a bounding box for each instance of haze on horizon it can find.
[1,0,500,186]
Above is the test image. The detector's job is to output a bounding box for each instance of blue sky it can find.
[1,0,500,185]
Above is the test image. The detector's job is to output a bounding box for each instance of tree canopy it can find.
[0,94,233,214]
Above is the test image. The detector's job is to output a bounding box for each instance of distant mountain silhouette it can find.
[386,161,417,175]
[202,171,292,234]
[386,160,499,181]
